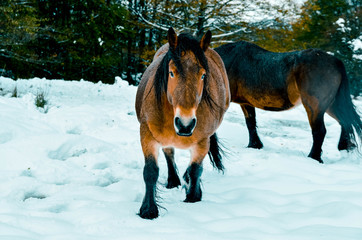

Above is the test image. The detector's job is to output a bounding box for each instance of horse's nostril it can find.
[189,118,196,129]
[174,116,197,136]
[174,117,182,129]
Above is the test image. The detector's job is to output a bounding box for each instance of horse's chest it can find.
[147,120,197,149]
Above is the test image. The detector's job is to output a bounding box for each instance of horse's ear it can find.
[200,30,212,51]
[168,27,178,50]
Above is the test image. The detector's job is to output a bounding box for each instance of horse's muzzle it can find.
[174,117,197,137]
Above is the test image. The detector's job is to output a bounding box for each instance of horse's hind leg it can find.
[337,126,356,151]
[139,124,160,219]
[183,139,208,202]
[302,99,327,163]
[163,147,181,189]
[241,104,263,149]
[307,114,326,163]
[326,108,356,151]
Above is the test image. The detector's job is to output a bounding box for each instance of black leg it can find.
[241,105,263,149]
[163,148,181,189]
[338,126,356,151]
[139,157,159,219]
[183,163,203,202]
[307,116,326,163]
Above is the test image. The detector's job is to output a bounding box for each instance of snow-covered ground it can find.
[0,76,362,240]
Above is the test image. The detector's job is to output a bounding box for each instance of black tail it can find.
[330,60,362,151]
[208,133,225,172]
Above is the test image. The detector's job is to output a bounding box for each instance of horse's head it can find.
[165,28,211,137]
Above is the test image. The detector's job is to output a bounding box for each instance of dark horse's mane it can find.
[154,33,216,111]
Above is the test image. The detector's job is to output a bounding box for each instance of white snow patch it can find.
[0,76,362,239]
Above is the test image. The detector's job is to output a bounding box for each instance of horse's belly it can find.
[241,79,301,111]
[247,94,301,111]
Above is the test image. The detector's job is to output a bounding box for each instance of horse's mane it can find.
[154,33,216,111]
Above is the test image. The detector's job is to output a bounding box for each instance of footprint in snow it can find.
[48,136,113,161]
[23,191,47,201]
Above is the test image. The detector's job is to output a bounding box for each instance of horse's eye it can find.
[169,71,174,78]
[201,74,206,80]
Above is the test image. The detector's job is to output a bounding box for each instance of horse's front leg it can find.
[183,139,208,202]
[163,147,181,189]
[139,124,160,219]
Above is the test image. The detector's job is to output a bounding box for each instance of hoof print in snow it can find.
[23,191,47,201]
[48,147,87,161]
[48,204,68,213]
[92,162,109,170]
[95,173,120,187]
[66,127,82,135]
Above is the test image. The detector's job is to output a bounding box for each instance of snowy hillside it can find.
[0,77,362,240]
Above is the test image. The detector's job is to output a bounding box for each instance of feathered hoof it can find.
[184,191,202,203]
[139,202,159,219]
[166,176,181,189]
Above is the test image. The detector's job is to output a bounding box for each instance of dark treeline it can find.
[0,0,361,95]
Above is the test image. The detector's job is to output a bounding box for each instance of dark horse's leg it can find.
[139,157,159,219]
[163,147,181,189]
[337,126,356,151]
[306,114,326,163]
[241,104,263,149]
[183,163,203,202]
[183,139,208,202]
[302,92,330,163]
[326,110,357,151]
[139,125,160,219]
[301,86,334,163]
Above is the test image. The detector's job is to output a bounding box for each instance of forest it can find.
[0,0,361,95]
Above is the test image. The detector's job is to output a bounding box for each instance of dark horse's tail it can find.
[329,60,362,151]
[208,133,225,172]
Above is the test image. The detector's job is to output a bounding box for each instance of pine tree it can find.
[294,0,361,95]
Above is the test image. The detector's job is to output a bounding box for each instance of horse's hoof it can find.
[139,203,159,219]
[166,176,181,189]
[248,141,263,149]
[184,190,202,203]
[184,196,202,203]
[308,153,324,164]
[317,158,324,164]
[338,141,357,151]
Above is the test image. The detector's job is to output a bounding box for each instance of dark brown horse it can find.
[135,28,230,219]
[215,41,362,163]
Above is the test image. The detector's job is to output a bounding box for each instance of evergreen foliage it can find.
[0,0,360,94]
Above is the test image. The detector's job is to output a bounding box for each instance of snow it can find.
[350,37,362,60]
[1,76,362,240]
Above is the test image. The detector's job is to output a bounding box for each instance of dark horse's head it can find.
[155,27,212,137]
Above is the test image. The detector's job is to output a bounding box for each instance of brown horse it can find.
[135,28,230,219]
[215,41,362,163]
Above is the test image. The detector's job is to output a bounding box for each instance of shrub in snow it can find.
[35,90,49,113]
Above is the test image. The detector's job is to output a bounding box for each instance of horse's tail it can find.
[208,133,225,172]
[329,60,362,151]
